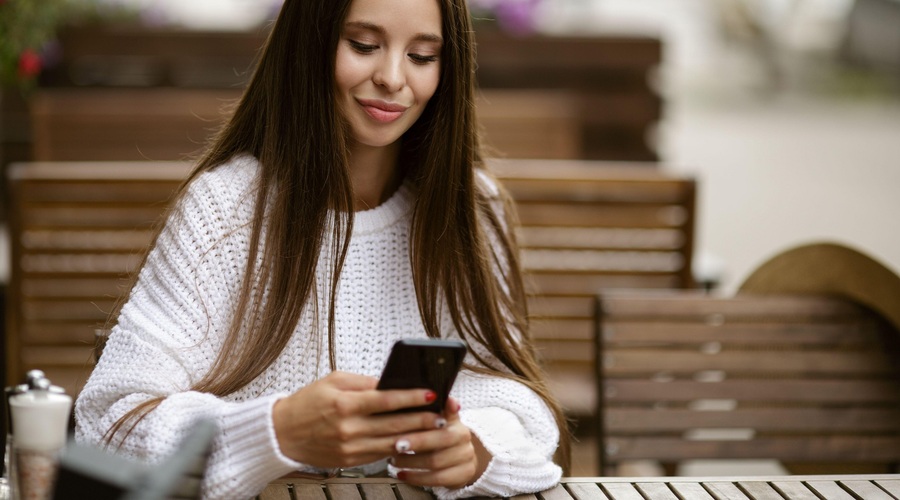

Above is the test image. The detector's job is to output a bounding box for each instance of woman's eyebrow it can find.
[344,21,443,44]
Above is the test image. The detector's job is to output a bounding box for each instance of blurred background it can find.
[2,0,899,477]
[3,0,899,291]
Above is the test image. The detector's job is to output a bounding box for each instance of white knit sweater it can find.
[75,154,562,499]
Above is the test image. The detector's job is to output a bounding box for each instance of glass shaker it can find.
[7,371,72,500]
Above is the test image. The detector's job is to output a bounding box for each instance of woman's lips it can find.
[357,98,407,123]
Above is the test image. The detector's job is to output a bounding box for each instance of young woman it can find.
[75,0,570,498]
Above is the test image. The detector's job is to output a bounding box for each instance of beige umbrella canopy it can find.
[739,241,900,334]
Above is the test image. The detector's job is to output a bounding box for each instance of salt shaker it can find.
[1,384,25,500]
[8,371,72,500]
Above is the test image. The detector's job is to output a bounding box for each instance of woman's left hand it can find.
[389,397,491,489]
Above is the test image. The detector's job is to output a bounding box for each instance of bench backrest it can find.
[6,159,696,406]
[491,160,696,417]
[41,27,662,161]
[5,162,189,395]
[596,291,900,475]
[31,88,583,162]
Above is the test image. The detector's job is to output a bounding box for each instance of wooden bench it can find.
[38,26,662,161]
[595,290,900,476]
[490,159,696,419]
[30,88,583,161]
[5,160,697,408]
[5,161,189,396]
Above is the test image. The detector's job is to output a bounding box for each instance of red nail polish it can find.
[425,391,437,403]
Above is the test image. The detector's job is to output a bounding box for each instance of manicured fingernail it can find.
[424,391,437,403]
[435,417,447,429]
[395,439,411,453]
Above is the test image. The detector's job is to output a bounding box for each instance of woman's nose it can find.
[373,54,405,93]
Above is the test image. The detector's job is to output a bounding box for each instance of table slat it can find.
[293,484,328,500]
[565,482,611,500]
[770,481,819,500]
[876,480,900,498]
[540,484,577,500]
[602,482,645,500]
[703,481,751,500]
[736,481,783,500]
[258,483,292,500]
[840,480,894,500]
[395,483,434,500]
[327,483,363,500]
[804,481,855,500]
[359,483,398,500]
[669,482,715,500]
[636,482,679,500]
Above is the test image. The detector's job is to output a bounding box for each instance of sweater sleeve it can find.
[429,372,562,499]
[74,159,306,499]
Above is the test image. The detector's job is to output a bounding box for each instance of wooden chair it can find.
[5,161,189,396]
[595,290,900,476]
[490,159,697,420]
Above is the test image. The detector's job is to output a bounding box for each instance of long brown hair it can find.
[107,0,570,472]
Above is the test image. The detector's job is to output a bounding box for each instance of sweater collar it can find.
[348,181,414,235]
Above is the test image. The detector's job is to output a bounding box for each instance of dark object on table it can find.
[53,419,216,500]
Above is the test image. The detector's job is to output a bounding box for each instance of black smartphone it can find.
[376,338,467,414]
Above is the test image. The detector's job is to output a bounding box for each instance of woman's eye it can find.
[409,53,438,65]
[349,40,377,54]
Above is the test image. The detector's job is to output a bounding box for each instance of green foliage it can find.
[0,0,68,88]
[0,0,138,90]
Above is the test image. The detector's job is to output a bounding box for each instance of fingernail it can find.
[424,391,437,403]
[435,417,447,429]
[395,439,411,453]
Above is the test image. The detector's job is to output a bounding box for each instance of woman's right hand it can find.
[272,371,446,468]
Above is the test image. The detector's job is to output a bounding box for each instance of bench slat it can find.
[597,291,900,475]
[605,379,900,404]
[607,436,900,461]
[607,408,900,432]
[602,321,886,346]
[604,351,898,376]
[600,294,870,318]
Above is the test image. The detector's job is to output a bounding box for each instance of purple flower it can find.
[470,0,543,35]
[494,0,540,35]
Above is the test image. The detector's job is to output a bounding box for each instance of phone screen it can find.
[376,338,467,414]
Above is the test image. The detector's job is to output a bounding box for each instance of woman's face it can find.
[335,0,443,150]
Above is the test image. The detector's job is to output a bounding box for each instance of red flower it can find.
[17,49,43,79]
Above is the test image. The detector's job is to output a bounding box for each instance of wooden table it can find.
[260,474,900,499]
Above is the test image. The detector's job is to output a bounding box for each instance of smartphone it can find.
[376,338,467,414]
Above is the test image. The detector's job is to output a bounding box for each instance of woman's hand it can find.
[272,371,449,468]
[389,397,492,489]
